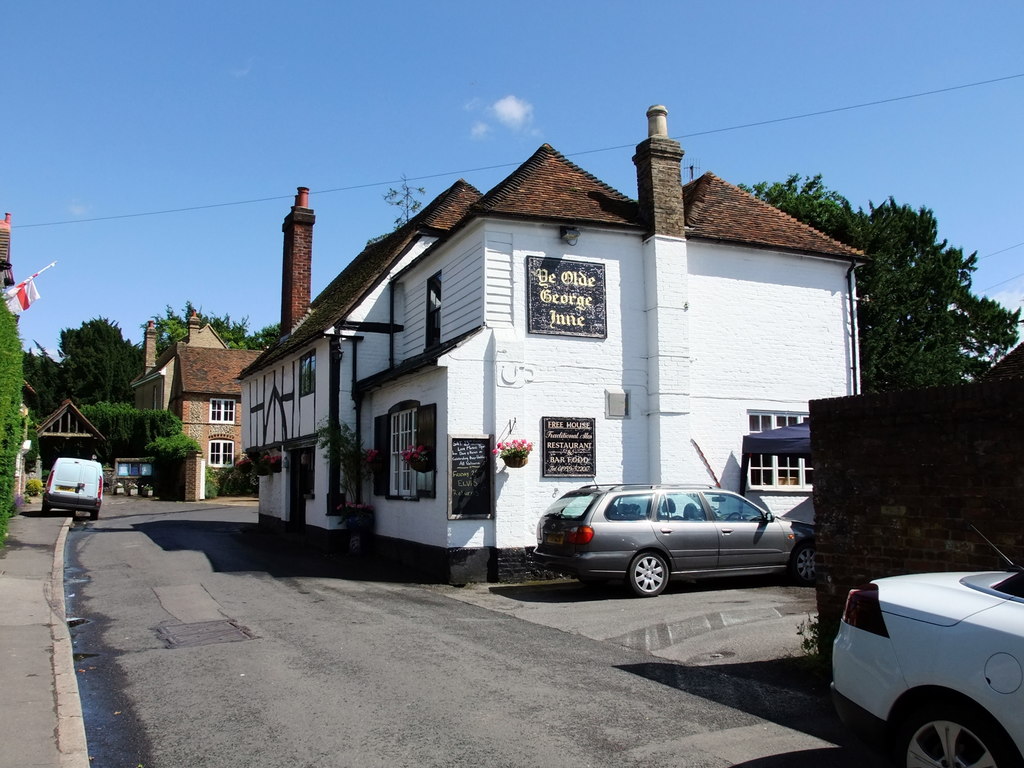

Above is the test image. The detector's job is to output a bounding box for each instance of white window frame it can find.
[747,412,812,490]
[209,440,235,467]
[389,408,416,497]
[210,398,236,424]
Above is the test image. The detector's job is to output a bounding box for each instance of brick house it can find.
[133,313,261,472]
[240,104,864,582]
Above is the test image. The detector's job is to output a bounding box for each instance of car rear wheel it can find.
[628,551,668,597]
[895,703,1020,768]
[788,541,816,587]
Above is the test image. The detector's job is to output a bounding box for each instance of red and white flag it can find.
[3,262,55,315]
[5,277,40,314]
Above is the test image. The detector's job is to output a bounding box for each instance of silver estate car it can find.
[534,485,816,597]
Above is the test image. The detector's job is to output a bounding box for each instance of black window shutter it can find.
[373,414,388,497]
[415,403,437,498]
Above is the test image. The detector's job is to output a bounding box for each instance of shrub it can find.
[216,463,258,496]
[205,466,220,499]
[25,478,44,497]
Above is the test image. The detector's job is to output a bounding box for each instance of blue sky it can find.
[4,1,1023,354]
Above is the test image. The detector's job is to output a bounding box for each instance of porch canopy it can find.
[741,421,811,457]
[739,421,811,496]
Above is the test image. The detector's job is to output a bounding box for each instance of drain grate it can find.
[155,620,255,649]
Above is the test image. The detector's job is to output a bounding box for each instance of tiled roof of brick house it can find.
[683,172,865,260]
[985,342,1024,380]
[178,346,262,395]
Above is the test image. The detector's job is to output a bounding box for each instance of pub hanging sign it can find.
[527,256,607,338]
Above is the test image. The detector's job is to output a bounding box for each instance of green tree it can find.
[0,305,24,541]
[383,175,426,228]
[745,175,1020,392]
[22,342,64,416]
[59,318,141,405]
[147,303,278,355]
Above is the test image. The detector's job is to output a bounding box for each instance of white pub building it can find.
[240,105,863,583]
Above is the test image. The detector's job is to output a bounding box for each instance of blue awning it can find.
[741,421,811,456]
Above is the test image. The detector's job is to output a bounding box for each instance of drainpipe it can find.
[388,280,396,369]
[328,335,342,513]
[847,261,861,395]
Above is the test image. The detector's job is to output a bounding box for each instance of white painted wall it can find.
[249,213,856,546]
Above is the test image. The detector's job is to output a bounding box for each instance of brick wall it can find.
[811,377,1024,625]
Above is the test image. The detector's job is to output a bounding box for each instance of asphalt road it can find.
[65,497,882,767]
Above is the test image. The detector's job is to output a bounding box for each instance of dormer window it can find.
[426,272,442,348]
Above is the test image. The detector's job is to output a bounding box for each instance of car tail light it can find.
[567,526,594,545]
[842,584,889,637]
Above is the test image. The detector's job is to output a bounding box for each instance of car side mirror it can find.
[763,511,774,522]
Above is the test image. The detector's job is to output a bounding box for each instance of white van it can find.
[43,457,104,519]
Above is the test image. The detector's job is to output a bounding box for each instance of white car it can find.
[832,569,1024,767]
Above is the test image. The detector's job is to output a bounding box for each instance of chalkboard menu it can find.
[526,256,607,338]
[542,417,596,477]
[449,436,493,519]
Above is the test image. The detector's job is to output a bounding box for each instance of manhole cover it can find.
[156,620,255,649]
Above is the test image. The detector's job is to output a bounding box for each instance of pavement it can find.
[0,495,258,768]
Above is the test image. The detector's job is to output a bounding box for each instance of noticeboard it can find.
[448,436,493,519]
[541,417,596,477]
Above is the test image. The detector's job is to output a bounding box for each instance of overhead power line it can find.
[18,72,1024,230]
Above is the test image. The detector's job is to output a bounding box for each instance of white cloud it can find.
[230,57,254,78]
[68,201,89,217]
[491,94,533,131]
[470,121,491,140]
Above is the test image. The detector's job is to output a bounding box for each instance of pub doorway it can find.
[287,446,315,534]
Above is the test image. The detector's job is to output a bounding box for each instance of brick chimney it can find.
[633,105,685,239]
[143,320,157,370]
[0,213,13,288]
[280,187,315,336]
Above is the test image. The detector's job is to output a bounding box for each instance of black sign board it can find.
[449,436,493,519]
[542,417,596,477]
[527,256,607,338]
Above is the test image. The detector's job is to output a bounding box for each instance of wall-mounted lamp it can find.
[560,226,580,246]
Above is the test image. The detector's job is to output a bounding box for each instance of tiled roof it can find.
[985,342,1024,380]
[241,179,483,376]
[178,346,262,394]
[243,153,864,379]
[683,173,865,261]
[471,144,639,227]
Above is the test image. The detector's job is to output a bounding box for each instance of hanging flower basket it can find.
[256,452,283,475]
[402,445,432,473]
[408,456,431,473]
[494,439,533,469]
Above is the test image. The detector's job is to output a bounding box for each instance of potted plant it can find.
[402,445,432,473]
[494,438,533,468]
[317,420,376,512]
[339,501,374,529]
